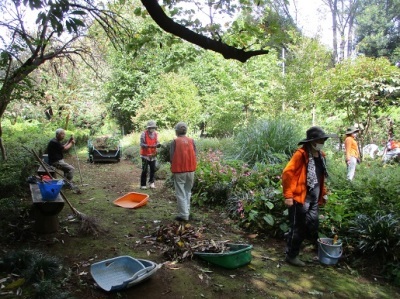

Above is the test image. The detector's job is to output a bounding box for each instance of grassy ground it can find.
[1,149,400,299]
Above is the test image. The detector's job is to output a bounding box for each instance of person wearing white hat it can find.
[282,126,336,266]
[139,120,160,189]
[344,126,360,181]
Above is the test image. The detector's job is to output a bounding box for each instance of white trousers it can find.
[347,156,357,181]
[173,172,195,220]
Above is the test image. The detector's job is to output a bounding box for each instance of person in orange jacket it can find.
[170,122,197,222]
[344,126,360,181]
[282,126,336,267]
[140,120,161,189]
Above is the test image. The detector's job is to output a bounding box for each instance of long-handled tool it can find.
[24,146,101,236]
[72,136,83,184]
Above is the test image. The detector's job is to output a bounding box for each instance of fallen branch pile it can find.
[149,222,231,262]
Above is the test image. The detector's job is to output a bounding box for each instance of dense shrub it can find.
[0,120,89,198]
[227,118,303,165]
[1,249,70,298]
[348,213,400,261]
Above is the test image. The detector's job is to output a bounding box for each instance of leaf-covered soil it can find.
[1,150,400,299]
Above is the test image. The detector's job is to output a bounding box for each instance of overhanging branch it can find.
[141,0,268,63]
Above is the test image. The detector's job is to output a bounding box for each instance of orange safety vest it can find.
[140,131,158,157]
[389,140,400,150]
[171,136,197,173]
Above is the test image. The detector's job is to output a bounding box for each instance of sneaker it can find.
[174,216,188,222]
[63,180,73,189]
[140,186,147,190]
[285,255,305,267]
[150,183,155,189]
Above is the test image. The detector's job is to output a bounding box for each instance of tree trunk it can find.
[347,16,354,58]
[323,0,339,63]
[339,31,346,61]
[0,85,15,161]
[0,121,6,161]
[331,0,339,63]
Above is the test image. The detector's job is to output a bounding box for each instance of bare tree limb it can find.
[140,0,268,63]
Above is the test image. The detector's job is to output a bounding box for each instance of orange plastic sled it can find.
[113,192,149,209]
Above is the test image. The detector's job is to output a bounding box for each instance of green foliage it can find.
[228,118,303,165]
[318,151,400,230]
[192,149,235,205]
[281,35,334,115]
[0,119,88,197]
[385,262,400,287]
[1,249,69,299]
[0,121,47,197]
[192,145,286,236]
[227,184,286,237]
[132,72,202,129]
[193,149,278,206]
[195,137,231,153]
[320,56,400,139]
[157,141,172,163]
[349,213,400,261]
[181,49,283,137]
[319,189,360,235]
[356,0,400,63]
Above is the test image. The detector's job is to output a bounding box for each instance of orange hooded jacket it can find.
[344,135,359,161]
[282,147,328,205]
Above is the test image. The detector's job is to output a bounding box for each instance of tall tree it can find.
[322,0,359,63]
[355,0,400,63]
[319,56,400,143]
[0,0,124,159]
[280,35,334,124]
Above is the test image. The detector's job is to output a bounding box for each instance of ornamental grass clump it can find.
[348,212,400,261]
[228,118,303,165]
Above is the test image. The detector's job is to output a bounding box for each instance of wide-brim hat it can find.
[345,126,359,135]
[298,126,337,145]
[146,120,157,128]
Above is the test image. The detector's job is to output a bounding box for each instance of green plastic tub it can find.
[194,243,253,269]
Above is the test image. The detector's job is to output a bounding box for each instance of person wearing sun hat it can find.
[282,126,336,267]
[139,120,161,189]
[344,126,360,181]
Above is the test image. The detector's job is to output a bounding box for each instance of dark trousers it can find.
[286,200,319,258]
[140,158,156,186]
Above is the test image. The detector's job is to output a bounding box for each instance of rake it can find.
[25,146,101,236]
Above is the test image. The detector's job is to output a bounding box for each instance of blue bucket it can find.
[317,238,342,265]
[37,180,64,201]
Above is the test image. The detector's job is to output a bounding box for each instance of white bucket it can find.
[317,238,342,265]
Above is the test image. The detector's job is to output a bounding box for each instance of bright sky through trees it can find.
[289,0,332,48]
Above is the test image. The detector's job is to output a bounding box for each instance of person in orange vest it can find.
[140,120,160,189]
[282,126,335,267]
[387,138,400,151]
[344,126,360,181]
[170,122,197,222]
